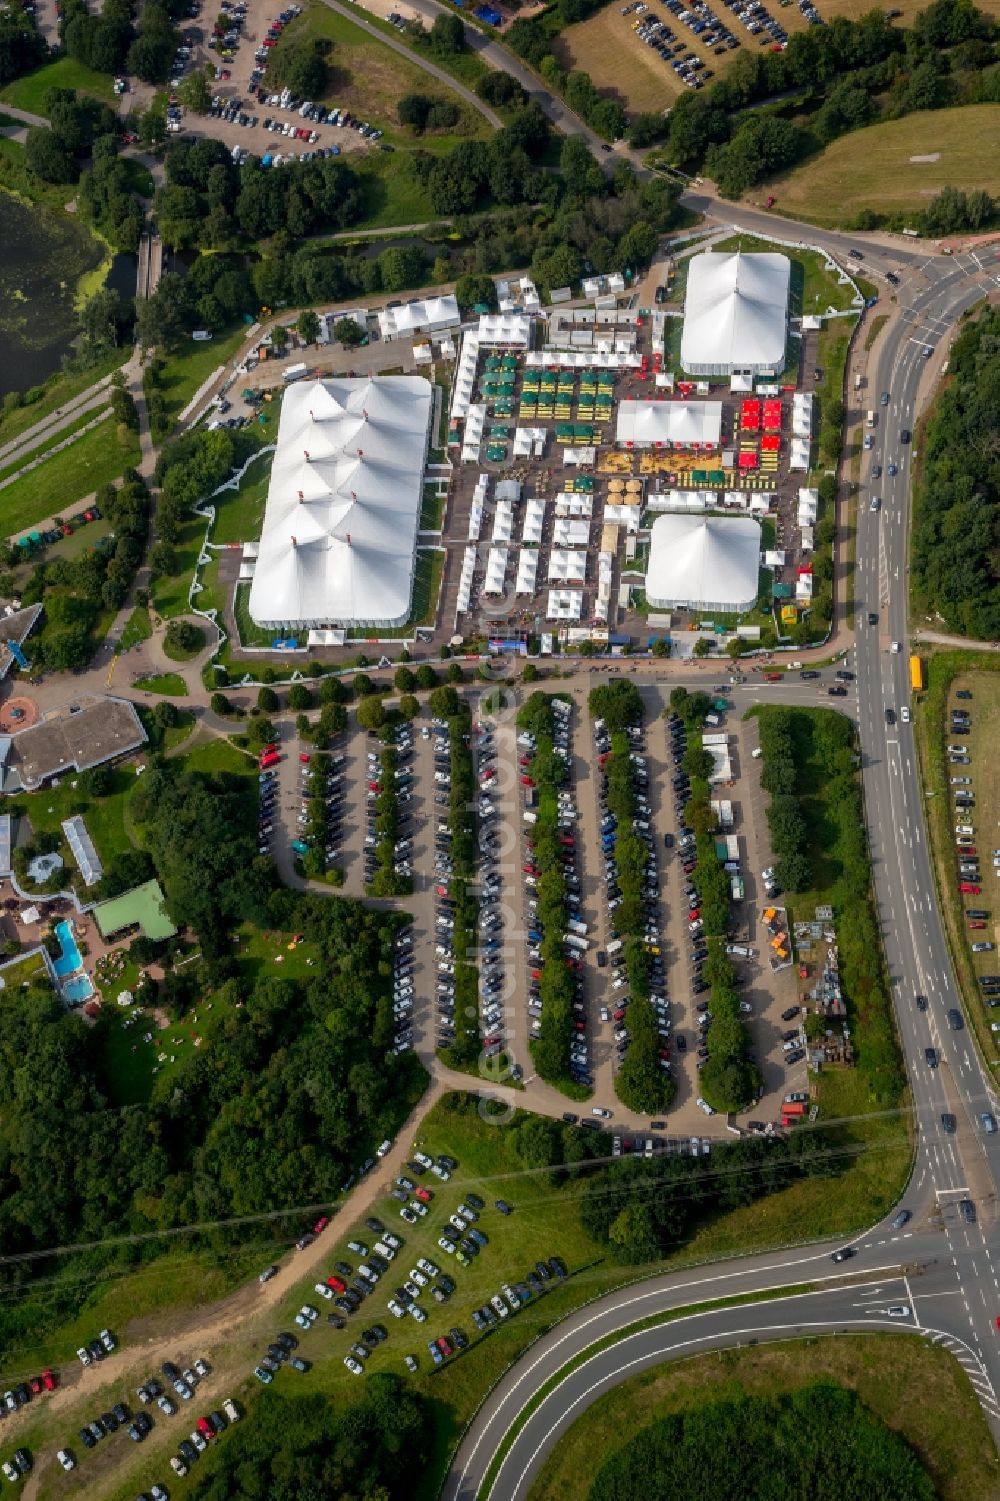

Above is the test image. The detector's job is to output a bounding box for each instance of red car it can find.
[313,1215,330,1234]
[435,884,449,897]
[530,969,541,981]
[689,908,700,921]
[29,1377,42,1395]
[414,1186,432,1203]
[959,883,982,893]
[299,753,311,765]
[522,864,537,876]
[969,921,987,930]
[368,781,382,792]
[519,756,531,766]
[41,1370,56,1392]
[436,1336,453,1356]
[261,743,278,756]
[326,1274,346,1293]
[613,1008,626,1022]
[197,1416,215,1440]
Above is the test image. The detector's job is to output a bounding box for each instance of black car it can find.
[915,994,928,1011]
[276,1332,298,1352]
[365,1217,385,1234]
[925,1047,938,1067]
[79,1428,97,1450]
[494,1199,513,1215]
[941,1113,957,1134]
[830,1246,856,1263]
[781,1006,800,1022]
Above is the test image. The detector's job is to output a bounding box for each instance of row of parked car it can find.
[725,0,790,48]
[521,702,590,1083]
[595,714,670,1077]
[433,719,463,1051]
[293,750,344,868]
[473,718,507,1059]
[364,721,415,890]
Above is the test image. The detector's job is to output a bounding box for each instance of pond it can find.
[0,191,105,395]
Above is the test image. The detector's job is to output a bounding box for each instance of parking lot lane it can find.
[340,721,369,897]
[730,713,803,1123]
[496,707,530,1077]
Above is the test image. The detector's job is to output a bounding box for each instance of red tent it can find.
[738,452,758,470]
[761,434,781,452]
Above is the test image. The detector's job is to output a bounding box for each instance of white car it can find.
[408,1200,428,1217]
[417,1257,439,1276]
[431,1163,451,1181]
[344,1356,364,1375]
[171,1457,189,1478]
[77,1347,91,1366]
[100,1328,115,1352]
[696,1096,716,1116]
[388,1300,406,1318]
[437,1237,456,1254]
[409,1268,428,1286]
[300,1304,319,1322]
[57,1450,75,1471]
[373,1241,395,1260]
[2,1464,17,1483]
[413,1152,433,1169]
[193,1358,209,1378]
[190,1430,207,1452]
[314,1282,334,1300]
[410,1304,427,1322]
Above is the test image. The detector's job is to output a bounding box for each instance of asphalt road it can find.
[443,239,1000,1498]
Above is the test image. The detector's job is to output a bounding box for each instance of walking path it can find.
[0,368,121,469]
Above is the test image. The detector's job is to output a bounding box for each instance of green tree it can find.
[178,68,212,113]
[257,685,280,713]
[356,696,386,731]
[296,308,321,345]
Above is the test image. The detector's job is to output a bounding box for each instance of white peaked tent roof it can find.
[681,251,789,371]
[646,513,761,610]
[249,376,432,627]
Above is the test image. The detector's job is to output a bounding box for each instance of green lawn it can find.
[119,604,152,652]
[135,671,188,696]
[233,582,274,648]
[5,766,136,868]
[0,402,111,483]
[420,484,445,531]
[210,452,273,545]
[0,348,123,448]
[151,515,207,618]
[760,104,1000,227]
[532,1333,998,1501]
[0,417,141,538]
[146,325,249,439]
[119,157,155,198]
[0,950,50,991]
[352,153,436,230]
[0,56,116,113]
[162,624,205,661]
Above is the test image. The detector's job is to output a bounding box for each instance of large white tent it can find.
[248,376,432,631]
[646,514,761,614]
[616,400,723,450]
[378,294,460,342]
[680,251,790,377]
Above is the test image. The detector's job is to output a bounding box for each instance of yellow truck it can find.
[910,655,925,692]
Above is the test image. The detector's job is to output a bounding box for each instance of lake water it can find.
[0,191,106,395]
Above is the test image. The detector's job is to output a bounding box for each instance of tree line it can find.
[754,705,905,1104]
[517,692,583,1096]
[588,681,674,1115]
[589,1383,935,1501]
[911,304,1000,638]
[669,689,761,1114]
[185,1377,428,1499]
[661,0,997,199]
[0,759,425,1357]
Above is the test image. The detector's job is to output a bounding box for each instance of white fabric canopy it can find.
[616,400,722,449]
[522,499,546,546]
[646,514,761,614]
[378,295,459,342]
[249,376,432,630]
[548,549,587,582]
[547,589,582,620]
[515,551,539,595]
[680,251,790,376]
[484,548,508,594]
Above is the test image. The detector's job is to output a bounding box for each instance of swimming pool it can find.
[62,974,94,1004]
[53,919,82,978]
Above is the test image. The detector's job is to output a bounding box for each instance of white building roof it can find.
[248,376,432,630]
[680,252,789,373]
[616,400,722,449]
[378,295,459,341]
[646,514,761,612]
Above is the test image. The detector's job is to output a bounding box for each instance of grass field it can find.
[0,418,140,538]
[210,453,273,546]
[760,104,1000,224]
[147,325,248,439]
[0,56,115,113]
[135,671,188,696]
[119,604,152,652]
[274,0,489,148]
[5,766,136,869]
[0,350,123,449]
[531,1333,999,1501]
[352,152,436,230]
[162,624,205,662]
[0,403,109,485]
[912,655,1000,1081]
[555,4,1000,114]
[151,515,206,619]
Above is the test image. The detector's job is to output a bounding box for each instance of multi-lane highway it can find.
[444,236,1000,1499]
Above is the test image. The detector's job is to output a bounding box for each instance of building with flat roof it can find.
[680,251,790,377]
[94,879,177,943]
[5,695,146,792]
[646,514,761,614]
[247,375,433,632]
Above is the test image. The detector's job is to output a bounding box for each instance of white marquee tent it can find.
[515,551,539,596]
[680,251,790,377]
[645,514,761,614]
[248,376,432,631]
[484,548,508,595]
[378,294,460,343]
[616,400,723,450]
